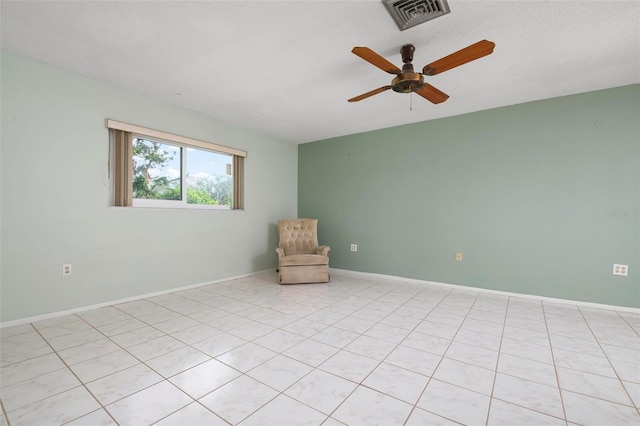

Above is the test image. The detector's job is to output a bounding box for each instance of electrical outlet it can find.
[613,264,628,276]
[350,244,358,252]
[455,252,463,261]
[63,264,72,276]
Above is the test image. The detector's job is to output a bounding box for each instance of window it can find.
[107,120,245,210]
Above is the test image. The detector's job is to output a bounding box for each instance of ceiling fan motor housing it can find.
[391,72,424,93]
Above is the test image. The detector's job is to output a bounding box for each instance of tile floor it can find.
[1,270,639,425]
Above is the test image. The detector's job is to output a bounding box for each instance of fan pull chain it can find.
[410,92,413,111]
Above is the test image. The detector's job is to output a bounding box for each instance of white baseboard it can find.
[0,270,274,329]
[330,268,640,314]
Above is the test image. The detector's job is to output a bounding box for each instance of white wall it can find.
[0,52,298,322]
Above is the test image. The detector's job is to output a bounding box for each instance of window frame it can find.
[107,120,246,210]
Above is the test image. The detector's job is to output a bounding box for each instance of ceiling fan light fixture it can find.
[382,0,451,31]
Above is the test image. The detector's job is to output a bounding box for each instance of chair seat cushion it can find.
[279,254,329,267]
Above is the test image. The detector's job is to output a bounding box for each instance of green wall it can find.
[1,52,298,322]
[299,85,640,308]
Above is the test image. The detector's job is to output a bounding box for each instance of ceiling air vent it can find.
[382,0,451,31]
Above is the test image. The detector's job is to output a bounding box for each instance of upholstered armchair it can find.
[276,218,330,284]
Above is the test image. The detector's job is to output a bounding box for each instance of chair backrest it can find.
[278,218,319,256]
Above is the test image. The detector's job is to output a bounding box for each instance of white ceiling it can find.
[1,1,639,144]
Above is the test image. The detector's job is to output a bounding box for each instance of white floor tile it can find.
[282,318,329,338]
[414,320,459,340]
[96,317,147,337]
[154,402,228,425]
[500,337,553,364]
[433,358,495,396]
[56,338,121,365]
[31,315,79,329]
[562,389,640,426]
[493,372,564,418]
[425,311,466,328]
[191,332,247,357]
[326,302,361,316]
[488,398,565,425]
[126,335,186,361]
[609,357,640,383]
[169,358,241,399]
[363,323,411,344]
[332,316,375,334]
[247,354,313,391]
[145,346,210,378]
[37,319,92,340]
[332,386,413,426]
[549,333,604,357]
[600,343,639,364]
[285,369,357,415]
[77,307,131,327]
[502,324,549,345]
[106,380,192,425]
[311,326,360,348]
[386,344,442,377]
[3,272,637,426]
[405,407,460,426]
[351,307,389,322]
[153,316,201,334]
[362,362,429,404]
[256,311,299,328]
[86,363,163,405]
[344,335,397,361]
[319,350,379,383]
[0,323,34,339]
[303,310,345,326]
[253,328,305,352]
[1,367,80,411]
[623,380,640,408]
[227,320,277,340]
[553,346,617,377]
[445,341,499,371]
[206,313,252,330]
[240,394,326,425]
[46,328,105,351]
[169,323,222,344]
[6,386,100,426]
[199,375,278,424]
[381,313,422,330]
[284,339,340,367]
[109,325,166,348]
[134,308,183,325]
[1,331,53,366]
[417,379,490,425]
[69,349,139,383]
[0,352,66,387]
[188,307,231,323]
[216,342,277,372]
[64,409,117,425]
[452,328,502,352]
[459,318,504,337]
[401,331,451,356]
[497,352,558,387]
[556,366,634,405]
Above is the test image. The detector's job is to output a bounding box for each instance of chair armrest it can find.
[276,247,285,258]
[315,246,330,256]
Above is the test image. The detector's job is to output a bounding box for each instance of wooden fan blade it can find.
[422,40,495,76]
[352,47,402,75]
[415,83,449,104]
[348,86,392,102]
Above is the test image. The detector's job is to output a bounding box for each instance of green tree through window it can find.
[132,138,232,207]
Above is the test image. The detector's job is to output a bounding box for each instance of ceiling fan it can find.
[348,40,495,104]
